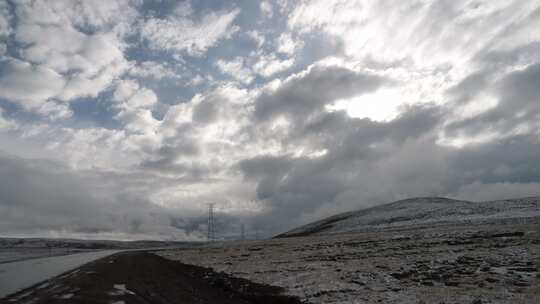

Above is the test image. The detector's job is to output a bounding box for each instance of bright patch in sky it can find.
[329,88,404,122]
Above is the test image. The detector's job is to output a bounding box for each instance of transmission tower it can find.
[207,203,215,242]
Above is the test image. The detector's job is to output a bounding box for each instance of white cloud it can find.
[14,0,140,33]
[119,109,161,135]
[128,61,181,80]
[113,80,160,136]
[253,54,294,77]
[140,4,240,56]
[215,57,254,84]
[285,0,540,126]
[187,74,205,87]
[246,30,265,48]
[15,21,129,101]
[0,0,136,114]
[0,59,66,108]
[37,101,73,120]
[0,1,11,38]
[0,109,14,130]
[260,1,274,19]
[160,85,253,168]
[276,33,302,56]
[113,79,157,109]
[9,123,132,169]
[288,0,540,68]
[16,23,88,71]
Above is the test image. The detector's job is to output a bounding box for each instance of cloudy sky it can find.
[1,0,540,240]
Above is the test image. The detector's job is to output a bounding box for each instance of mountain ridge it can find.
[276,196,540,238]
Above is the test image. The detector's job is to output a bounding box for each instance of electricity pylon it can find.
[207,203,215,242]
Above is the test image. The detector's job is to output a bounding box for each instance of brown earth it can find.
[1,251,303,304]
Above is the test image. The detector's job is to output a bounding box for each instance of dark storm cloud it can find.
[139,125,206,177]
[238,103,447,233]
[240,116,540,235]
[449,134,540,185]
[284,103,443,163]
[239,154,347,233]
[254,65,389,120]
[498,63,540,109]
[446,62,540,138]
[239,62,450,233]
[0,154,116,233]
[239,155,292,179]
[0,152,201,239]
[446,71,490,103]
[238,155,293,200]
[478,41,540,70]
[237,55,540,234]
[171,211,243,240]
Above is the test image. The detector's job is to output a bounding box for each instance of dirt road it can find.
[1,251,302,304]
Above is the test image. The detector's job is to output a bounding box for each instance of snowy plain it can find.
[159,224,540,304]
[159,197,540,304]
[280,197,540,237]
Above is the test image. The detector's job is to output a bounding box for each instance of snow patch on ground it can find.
[58,293,74,299]
[109,284,136,296]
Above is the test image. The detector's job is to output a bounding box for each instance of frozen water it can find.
[0,250,119,298]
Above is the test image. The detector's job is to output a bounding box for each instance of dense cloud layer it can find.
[1,0,540,240]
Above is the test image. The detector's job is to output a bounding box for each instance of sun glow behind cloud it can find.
[328,88,404,122]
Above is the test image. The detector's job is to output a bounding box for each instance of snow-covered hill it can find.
[277,196,540,237]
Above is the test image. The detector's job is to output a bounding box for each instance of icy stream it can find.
[0,250,119,298]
